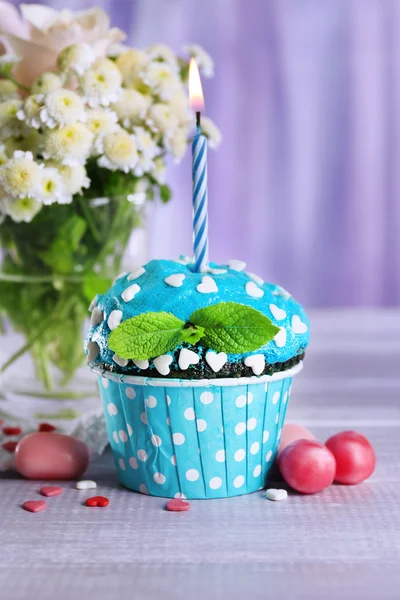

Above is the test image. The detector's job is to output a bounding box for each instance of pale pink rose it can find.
[0,3,126,87]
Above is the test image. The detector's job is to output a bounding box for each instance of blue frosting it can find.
[87,259,310,371]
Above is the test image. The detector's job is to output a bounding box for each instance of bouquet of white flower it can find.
[0,4,220,391]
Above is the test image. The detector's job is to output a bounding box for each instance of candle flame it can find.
[189,58,204,111]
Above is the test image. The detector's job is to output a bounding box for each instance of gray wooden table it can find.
[1,310,399,600]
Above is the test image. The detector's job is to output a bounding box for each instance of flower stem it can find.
[5,73,30,93]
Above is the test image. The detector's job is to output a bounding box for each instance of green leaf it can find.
[190,302,280,354]
[108,311,185,360]
[159,184,172,203]
[180,324,205,345]
[83,273,112,304]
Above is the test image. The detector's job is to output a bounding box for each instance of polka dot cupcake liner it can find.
[94,363,302,499]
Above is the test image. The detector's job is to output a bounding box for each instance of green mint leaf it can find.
[180,324,205,345]
[191,302,280,354]
[108,311,185,360]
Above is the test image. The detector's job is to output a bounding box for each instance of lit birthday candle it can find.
[189,58,208,272]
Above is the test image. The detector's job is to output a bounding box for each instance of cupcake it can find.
[86,257,309,499]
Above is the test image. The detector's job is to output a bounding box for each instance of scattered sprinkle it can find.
[76,480,97,490]
[166,498,190,512]
[227,259,246,271]
[127,266,145,281]
[3,426,22,436]
[121,283,140,302]
[153,354,173,376]
[196,275,218,294]
[247,272,264,285]
[107,309,122,330]
[266,488,288,501]
[38,423,56,433]
[165,273,185,287]
[245,281,264,299]
[23,500,47,513]
[40,486,63,497]
[85,495,109,507]
[2,441,17,453]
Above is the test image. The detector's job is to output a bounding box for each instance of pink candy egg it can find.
[278,423,316,455]
[325,430,376,485]
[279,439,336,494]
[15,433,89,480]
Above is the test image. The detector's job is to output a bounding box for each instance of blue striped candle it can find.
[192,127,208,272]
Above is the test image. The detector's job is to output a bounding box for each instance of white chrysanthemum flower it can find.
[86,108,119,139]
[0,80,18,101]
[79,58,122,108]
[0,99,23,137]
[31,73,62,96]
[16,96,43,129]
[168,87,192,128]
[183,44,214,77]
[165,127,188,162]
[2,195,42,223]
[200,116,222,150]
[141,61,181,101]
[4,130,42,158]
[116,49,149,89]
[150,156,167,184]
[146,44,179,68]
[133,126,160,158]
[107,43,131,58]
[112,89,151,128]
[43,123,94,166]
[59,163,90,195]
[97,130,139,173]
[40,89,87,128]
[0,151,41,199]
[57,43,96,77]
[38,167,72,205]
[147,103,179,137]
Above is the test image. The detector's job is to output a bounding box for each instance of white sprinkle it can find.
[291,314,308,334]
[269,304,287,321]
[90,306,103,326]
[247,272,264,285]
[133,358,149,370]
[245,281,264,299]
[244,354,265,375]
[207,267,227,275]
[107,309,122,330]
[178,348,199,370]
[127,266,145,281]
[76,480,97,490]
[153,354,173,376]
[113,353,128,367]
[165,273,185,287]
[121,283,140,302]
[228,259,246,271]
[196,275,218,294]
[274,327,287,348]
[112,272,127,286]
[205,351,227,372]
[266,488,288,501]
[87,341,100,361]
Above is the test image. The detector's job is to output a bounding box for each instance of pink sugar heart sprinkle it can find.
[23,500,47,513]
[166,498,190,512]
[40,486,63,497]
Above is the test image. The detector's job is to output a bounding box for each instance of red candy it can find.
[40,486,63,497]
[279,423,316,456]
[325,430,376,485]
[166,498,190,512]
[86,496,109,507]
[2,441,18,453]
[3,426,22,436]
[279,439,336,494]
[38,423,56,433]
[23,500,47,513]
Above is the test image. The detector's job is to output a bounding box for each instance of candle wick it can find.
[196,111,201,133]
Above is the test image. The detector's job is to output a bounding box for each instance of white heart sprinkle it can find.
[112,272,127,286]
[133,359,149,370]
[244,354,265,375]
[247,272,264,285]
[246,281,264,299]
[90,307,103,326]
[205,351,227,372]
[178,348,199,370]
[76,480,97,490]
[269,304,287,320]
[153,355,173,376]
[165,273,185,287]
[107,309,122,330]
[121,283,140,302]
[228,259,246,271]
[266,488,288,501]
[89,294,98,312]
[207,267,227,275]
[127,266,145,281]
[113,353,128,367]
[274,327,287,348]
[291,314,308,334]
[273,285,291,299]
[87,341,100,361]
[196,275,218,294]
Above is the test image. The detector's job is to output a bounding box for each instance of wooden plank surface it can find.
[1,310,399,600]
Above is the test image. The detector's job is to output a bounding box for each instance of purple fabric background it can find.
[8,0,400,307]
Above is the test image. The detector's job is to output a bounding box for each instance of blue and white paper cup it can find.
[93,363,302,499]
